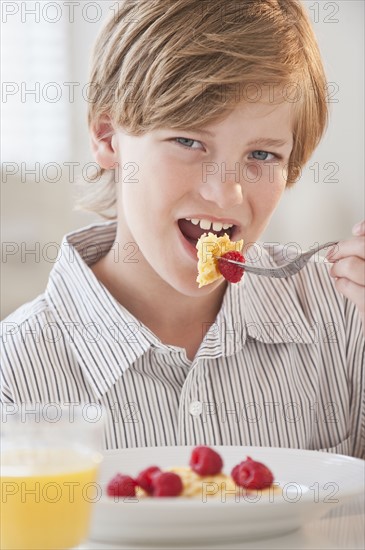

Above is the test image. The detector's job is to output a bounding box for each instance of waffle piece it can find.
[196,232,244,288]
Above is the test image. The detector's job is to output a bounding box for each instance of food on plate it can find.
[136,466,161,494]
[231,456,274,490]
[150,471,184,497]
[106,473,137,497]
[196,232,244,287]
[189,445,223,475]
[165,465,236,497]
[105,446,275,499]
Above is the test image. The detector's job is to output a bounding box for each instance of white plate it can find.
[89,445,365,547]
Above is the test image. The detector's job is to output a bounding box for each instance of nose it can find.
[198,161,244,209]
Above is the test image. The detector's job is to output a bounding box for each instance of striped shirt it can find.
[1,222,364,458]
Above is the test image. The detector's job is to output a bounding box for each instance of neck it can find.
[91,233,226,343]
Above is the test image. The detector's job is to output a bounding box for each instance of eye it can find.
[249,150,276,161]
[174,137,203,150]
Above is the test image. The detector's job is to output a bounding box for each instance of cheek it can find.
[120,153,190,229]
[247,170,286,216]
[268,179,286,207]
[144,150,195,207]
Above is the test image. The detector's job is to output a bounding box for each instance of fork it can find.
[216,241,339,278]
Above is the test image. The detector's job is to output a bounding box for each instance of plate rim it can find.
[101,444,365,465]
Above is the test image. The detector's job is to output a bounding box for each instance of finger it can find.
[334,277,365,313]
[326,235,365,262]
[352,220,365,237]
[330,257,365,286]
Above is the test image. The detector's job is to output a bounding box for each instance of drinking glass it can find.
[0,403,104,550]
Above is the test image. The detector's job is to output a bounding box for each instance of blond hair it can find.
[78,0,328,219]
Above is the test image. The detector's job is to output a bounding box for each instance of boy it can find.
[1,0,364,458]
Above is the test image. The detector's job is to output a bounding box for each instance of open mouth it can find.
[177,218,236,249]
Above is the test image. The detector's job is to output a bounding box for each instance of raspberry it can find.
[231,457,274,490]
[106,474,137,497]
[231,464,240,481]
[189,446,223,476]
[136,466,161,495]
[217,251,245,283]
[151,471,183,497]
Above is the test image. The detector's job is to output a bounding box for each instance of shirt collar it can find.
[239,245,315,345]
[197,278,248,358]
[46,222,162,399]
[198,251,314,360]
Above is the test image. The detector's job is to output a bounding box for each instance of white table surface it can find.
[81,494,364,550]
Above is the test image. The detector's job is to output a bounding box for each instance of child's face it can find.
[112,100,293,296]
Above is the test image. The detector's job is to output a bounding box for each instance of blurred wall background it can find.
[1,0,364,319]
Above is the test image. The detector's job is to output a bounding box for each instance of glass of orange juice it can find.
[0,403,104,550]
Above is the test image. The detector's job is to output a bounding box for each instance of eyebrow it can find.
[195,130,288,147]
[247,138,289,147]
[196,129,215,137]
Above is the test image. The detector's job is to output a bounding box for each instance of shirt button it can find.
[189,401,203,416]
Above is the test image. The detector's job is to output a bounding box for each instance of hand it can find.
[326,220,365,336]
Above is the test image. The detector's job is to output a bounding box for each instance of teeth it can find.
[212,221,224,231]
[184,217,234,232]
[200,219,212,230]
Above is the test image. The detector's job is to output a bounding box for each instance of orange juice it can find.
[0,448,101,550]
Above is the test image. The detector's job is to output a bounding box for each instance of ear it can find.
[90,114,119,169]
